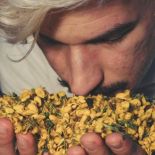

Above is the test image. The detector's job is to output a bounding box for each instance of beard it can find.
[58,78,128,96]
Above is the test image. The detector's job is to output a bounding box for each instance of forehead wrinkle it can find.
[46,0,135,28]
[49,5,128,26]
[41,0,140,44]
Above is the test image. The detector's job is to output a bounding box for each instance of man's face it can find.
[38,0,155,95]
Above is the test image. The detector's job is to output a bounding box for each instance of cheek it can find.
[97,44,147,85]
[42,46,70,79]
[111,52,144,74]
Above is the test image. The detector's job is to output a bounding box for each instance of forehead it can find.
[40,0,142,44]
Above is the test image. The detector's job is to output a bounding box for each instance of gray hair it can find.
[0,0,108,43]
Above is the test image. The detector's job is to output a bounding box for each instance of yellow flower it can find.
[66,127,73,137]
[13,104,24,114]
[58,91,66,97]
[34,96,42,106]
[49,115,58,124]
[54,136,62,145]
[124,112,132,121]
[76,109,90,117]
[138,126,144,140]
[61,106,72,113]
[115,90,130,99]
[20,89,32,102]
[32,127,39,134]
[41,129,48,140]
[35,87,46,98]
[5,107,14,114]
[130,99,141,106]
[150,142,155,152]
[152,109,155,120]
[32,114,45,121]
[56,125,63,134]
[23,102,38,116]
[13,118,23,133]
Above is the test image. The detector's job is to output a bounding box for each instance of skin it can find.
[0,0,155,155]
[38,0,155,95]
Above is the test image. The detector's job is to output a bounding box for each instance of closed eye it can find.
[84,20,139,44]
[38,33,64,45]
[38,20,138,46]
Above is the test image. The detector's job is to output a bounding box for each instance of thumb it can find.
[105,133,146,155]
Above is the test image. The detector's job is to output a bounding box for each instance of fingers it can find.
[105,133,146,155]
[16,133,37,155]
[43,152,50,155]
[80,132,110,155]
[67,145,86,155]
[0,118,37,155]
[0,118,16,155]
[68,132,146,155]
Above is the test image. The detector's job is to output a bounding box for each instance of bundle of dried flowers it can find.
[0,87,154,155]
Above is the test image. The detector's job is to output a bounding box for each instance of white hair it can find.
[0,0,108,43]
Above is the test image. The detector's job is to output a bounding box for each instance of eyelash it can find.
[40,34,125,47]
[104,33,127,44]
[93,24,137,45]
[92,30,131,45]
[39,35,61,46]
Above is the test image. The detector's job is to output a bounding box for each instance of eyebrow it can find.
[84,20,139,44]
[39,20,139,45]
[39,33,63,44]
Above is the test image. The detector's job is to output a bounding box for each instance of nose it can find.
[68,45,103,95]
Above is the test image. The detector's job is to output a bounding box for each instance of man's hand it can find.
[67,132,146,155]
[0,118,147,155]
[0,118,36,155]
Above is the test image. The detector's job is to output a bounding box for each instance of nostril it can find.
[57,78,90,95]
[58,78,71,92]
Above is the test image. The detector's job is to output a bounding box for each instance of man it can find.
[0,0,155,154]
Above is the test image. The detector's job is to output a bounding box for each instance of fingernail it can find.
[17,136,28,148]
[0,126,7,134]
[110,138,123,149]
[83,142,97,151]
